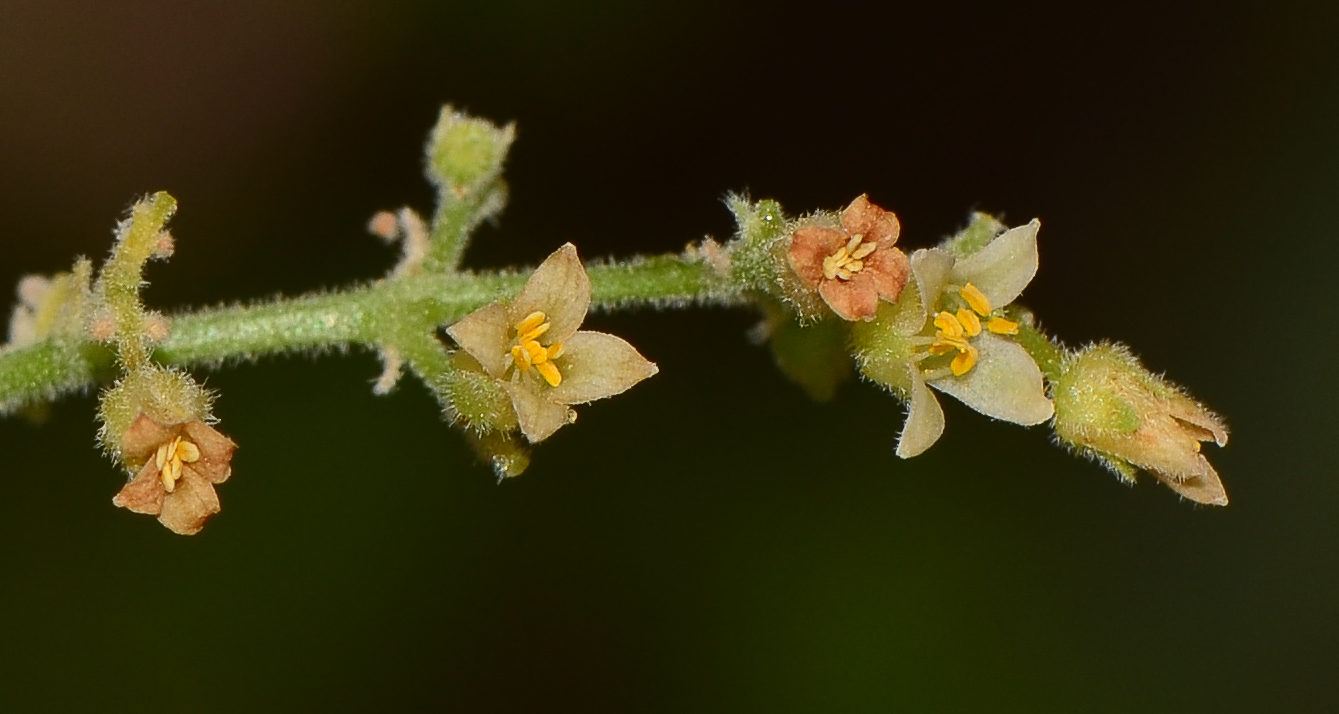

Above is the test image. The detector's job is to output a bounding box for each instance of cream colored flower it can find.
[857,220,1053,457]
[446,243,658,443]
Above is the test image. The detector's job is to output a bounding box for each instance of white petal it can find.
[511,243,590,342]
[909,248,955,319]
[897,367,945,458]
[929,333,1053,425]
[951,219,1039,307]
[546,331,658,404]
[445,303,512,377]
[504,382,574,443]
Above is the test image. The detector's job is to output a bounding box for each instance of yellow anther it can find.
[934,311,965,340]
[177,440,200,464]
[950,343,979,376]
[511,344,532,369]
[822,234,874,281]
[154,436,199,494]
[956,308,982,337]
[523,340,548,365]
[536,361,562,387]
[155,441,170,471]
[519,320,550,344]
[514,311,548,336]
[986,316,1019,335]
[506,310,566,386]
[960,283,992,316]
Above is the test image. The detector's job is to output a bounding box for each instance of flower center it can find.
[155,436,201,493]
[822,233,878,281]
[920,283,1020,377]
[508,310,566,387]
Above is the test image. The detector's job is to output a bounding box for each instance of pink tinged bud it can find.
[1053,343,1229,506]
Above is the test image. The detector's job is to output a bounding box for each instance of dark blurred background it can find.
[1,1,1334,711]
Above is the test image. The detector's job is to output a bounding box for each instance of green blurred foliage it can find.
[1,1,1336,711]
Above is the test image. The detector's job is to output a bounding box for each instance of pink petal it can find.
[840,195,900,245]
[158,469,221,536]
[112,460,165,516]
[120,414,178,463]
[1152,469,1229,507]
[182,421,237,484]
[788,227,844,287]
[819,277,879,321]
[863,247,911,302]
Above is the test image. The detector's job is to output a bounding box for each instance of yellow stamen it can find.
[154,436,199,494]
[850,241,877,261]
[956,308,982,337]
[986,316,1019,335]
[507,310,565,386]
[511,344,532,368]
[515,311,547,336]
[934,311,965,340]
[536,361,562,387]
[523,340,548,365]
[950,343,979,376]
[960,283,992,316]
[821,233,874,281]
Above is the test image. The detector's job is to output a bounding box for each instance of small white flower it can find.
[446,243,658,443]
[857,220,1054,457]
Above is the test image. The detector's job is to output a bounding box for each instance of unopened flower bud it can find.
[1052,343,1229,506]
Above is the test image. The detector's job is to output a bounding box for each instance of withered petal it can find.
[819,278,880,322]
[112,460,165,516]
[120,413,179,463]
[1153,468,1229,507]
[863,247,911,302]
[182,421,237,484]
[788,226,845,288]
[158,469,221,535]
[840,195,900,245]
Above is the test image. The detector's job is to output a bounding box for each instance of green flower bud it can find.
[425,105,514,204]
[1052,343,1229,506]
[97,366,215,470]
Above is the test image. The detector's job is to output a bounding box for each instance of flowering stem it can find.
[1011,318,1066,382]
[0,253,742,413]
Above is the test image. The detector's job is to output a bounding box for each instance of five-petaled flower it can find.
[111,414,237,535]
[788,195,911,322]
[856,219,1054,457]
[446,243,658,443]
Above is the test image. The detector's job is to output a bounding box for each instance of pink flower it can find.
[788,195,911,321]
[112,415,236,535]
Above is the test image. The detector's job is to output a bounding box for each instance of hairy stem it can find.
[0,253,743,412]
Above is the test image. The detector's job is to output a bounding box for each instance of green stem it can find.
[0,253,744,413]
